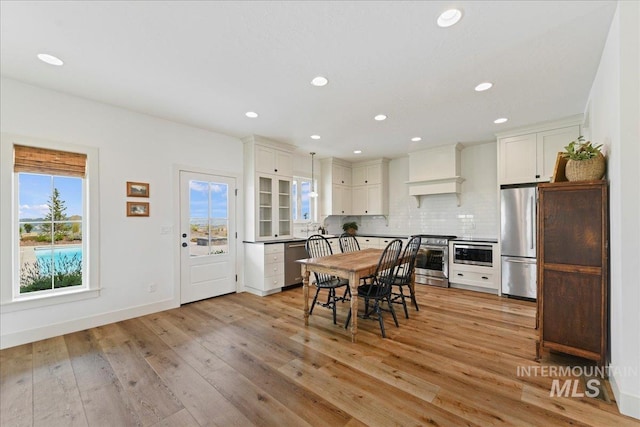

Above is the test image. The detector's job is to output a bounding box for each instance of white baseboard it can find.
[0,298,178,350]
[243,286,281,297]
[609,364,640,420]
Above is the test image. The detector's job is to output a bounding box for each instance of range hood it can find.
[406,143,464,207]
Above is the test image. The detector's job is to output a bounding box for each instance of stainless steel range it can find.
[414,235,457,287]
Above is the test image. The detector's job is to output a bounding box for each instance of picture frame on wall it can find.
[127,201,150,217]
[126,181,150,197]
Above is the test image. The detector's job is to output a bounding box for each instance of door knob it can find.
[182,233,187,238]
[182,242,188,247]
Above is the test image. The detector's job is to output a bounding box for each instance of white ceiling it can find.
[0,1,616,160]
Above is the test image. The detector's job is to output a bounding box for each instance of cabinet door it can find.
[255,146,276,175]
[352,165,367,186]
[365,184,382,214]
[365,164,382,185]
[276,178,292,238]
[332,164,351,185]
[255,146,293,176]
[276,151,293,176]
[351,186,367,215]
[499,133,537,185]
[536,126,579,182]
[352,163,382,185]
[257,176,274,238]
[332,184,351,215]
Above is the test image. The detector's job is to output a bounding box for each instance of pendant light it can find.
[309,152,318,198]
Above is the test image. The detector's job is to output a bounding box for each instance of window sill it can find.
[1,288,101,314]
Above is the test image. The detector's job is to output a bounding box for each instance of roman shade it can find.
[14,145,86,177]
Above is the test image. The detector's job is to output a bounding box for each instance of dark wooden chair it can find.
[390,236,422,318]
[338,233,360,253]
[345,239,403,338]
[305,234,350,324]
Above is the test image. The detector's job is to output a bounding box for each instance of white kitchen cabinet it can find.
[321,158,353,216]
[497,119,580,185]
[244,243,284,296]
[356,236,380,249]
[350,159,389,215]
[255,144,293,177]
[255,175,291,240]
[244,136,295,241]
[332,163,351,186]
[448,241,499,293]
[352,162,382,186]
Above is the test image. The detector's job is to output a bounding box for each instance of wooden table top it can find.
[296,248,383,273]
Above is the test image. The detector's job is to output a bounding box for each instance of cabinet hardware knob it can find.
[535,174,540,178]
[365,180,368,183]
[275,169,278,172]
[457,273,463,276]
[482,276,489,280]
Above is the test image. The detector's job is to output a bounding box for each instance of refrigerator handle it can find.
[504,257,536,264]
[530,195,535,250]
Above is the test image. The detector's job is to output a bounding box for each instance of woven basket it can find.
[565,153,606,181]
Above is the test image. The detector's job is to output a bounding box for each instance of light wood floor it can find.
[1,285,638,426]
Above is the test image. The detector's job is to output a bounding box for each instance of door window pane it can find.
[189,180,229,257]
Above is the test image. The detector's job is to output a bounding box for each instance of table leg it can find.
[302,266,310,326]
[349,271,359,343]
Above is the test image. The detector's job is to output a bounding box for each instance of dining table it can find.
[297,248,412,342]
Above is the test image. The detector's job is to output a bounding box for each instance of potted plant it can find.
[562,136,606,181]
[342,221,358,236]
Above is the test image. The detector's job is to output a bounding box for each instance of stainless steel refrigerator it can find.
[500,185,537,299]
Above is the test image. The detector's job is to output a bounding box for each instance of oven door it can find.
[415,244,449,283]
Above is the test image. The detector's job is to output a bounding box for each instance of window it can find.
[15,145,86,296]
[292,176,316,222]
[3,141,99,306]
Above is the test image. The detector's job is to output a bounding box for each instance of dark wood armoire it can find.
[536,180,609,366]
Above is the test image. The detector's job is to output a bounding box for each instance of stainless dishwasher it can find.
[284,241,308,286]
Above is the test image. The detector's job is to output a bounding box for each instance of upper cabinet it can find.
[352,163,382,186]
[497,116,581,185]
[244,136,294,241]
[320,157,389,217]
[255,144,293,177]
[351,159,389,215]
[321,158,352,216]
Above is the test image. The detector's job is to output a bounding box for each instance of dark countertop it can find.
[243,238,307,245]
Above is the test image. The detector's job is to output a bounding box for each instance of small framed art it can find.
[127,201,150,217]
[127,181,150,197]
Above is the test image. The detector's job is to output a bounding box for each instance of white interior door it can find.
[180,171,236,304]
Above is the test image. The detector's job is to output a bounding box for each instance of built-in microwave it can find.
[453,242,493,267]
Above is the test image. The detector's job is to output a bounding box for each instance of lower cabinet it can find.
[448,241,500,293]
[244,243,284,296]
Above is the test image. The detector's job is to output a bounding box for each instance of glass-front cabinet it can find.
[243,136,295,242]
[257,174,291,240]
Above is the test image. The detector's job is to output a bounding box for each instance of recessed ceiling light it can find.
[475,82,493,92]
[310,135,321,140]
[437,9,462,28]
[374,114,387,121]
[411,137,422,142]
[245,111,258,118]
[311,76,328,87]
[353,150,362,154]
[494,117,508,124]
[37,53,64,66]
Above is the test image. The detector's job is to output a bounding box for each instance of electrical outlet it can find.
[148,283,157,293]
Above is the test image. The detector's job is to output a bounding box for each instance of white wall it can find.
[0,78,244,348]
[325,142,498,238]
[586,1,640,419]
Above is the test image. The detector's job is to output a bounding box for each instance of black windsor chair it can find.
[305,234,350,324]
